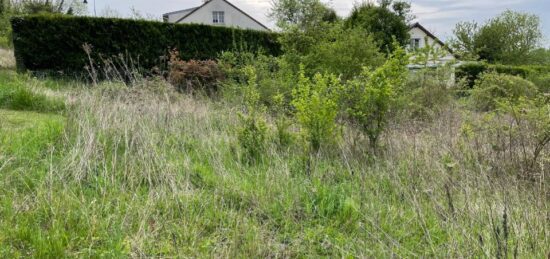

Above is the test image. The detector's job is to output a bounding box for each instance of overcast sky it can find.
[85,0,550,45]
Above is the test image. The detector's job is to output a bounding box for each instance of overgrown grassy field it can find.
[0,60,548,258]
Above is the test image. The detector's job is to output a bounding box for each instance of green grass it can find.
[0,70,65,112]
[0,109,64,151]
[0,37,9,49]
[0,74,547,257]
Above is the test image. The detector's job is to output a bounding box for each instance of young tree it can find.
[345,0,411,53]
[292,67,340,153]
[342,45,409,150]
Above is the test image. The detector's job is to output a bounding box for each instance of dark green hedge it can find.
[11,15,280,74]
[456,62,550,88]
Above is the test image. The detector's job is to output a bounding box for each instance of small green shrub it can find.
[455,63,487,88]
[237,66,268,164]
[527,72,550,93]
[470,72,537,111]
[342,46,408,150]
[497,97,550,177]
[402,65,454,120]
[219,51,294,108]
[272,93,294,148]
[292,67,340,153]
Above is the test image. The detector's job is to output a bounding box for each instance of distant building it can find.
[163,0,270,32]
[408,22,457,67]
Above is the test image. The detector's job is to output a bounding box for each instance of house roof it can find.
[163,7,199,16]
[172,0,270,31]
[410,22,455,55]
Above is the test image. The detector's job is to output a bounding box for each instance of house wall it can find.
[174,0,268,31]
[409,27,439,49]
[408,27,455,63]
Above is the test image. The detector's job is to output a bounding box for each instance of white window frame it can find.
[212,11,225,24]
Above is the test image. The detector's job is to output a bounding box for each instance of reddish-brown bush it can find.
[168,49,225,94]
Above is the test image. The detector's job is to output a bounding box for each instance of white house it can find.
[408,22,457,66]
[163,0,270,32]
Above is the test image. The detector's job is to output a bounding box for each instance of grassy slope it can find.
[0,72,548,257]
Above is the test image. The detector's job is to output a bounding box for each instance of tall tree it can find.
[345,0,411,53]
[269,0,338,31]
[450,10,542,64]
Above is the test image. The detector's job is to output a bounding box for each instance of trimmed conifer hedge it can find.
[10,15,281,74]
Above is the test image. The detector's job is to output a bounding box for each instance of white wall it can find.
[168,0,268,31]
[408,27,455,63]
[409,27,438,49]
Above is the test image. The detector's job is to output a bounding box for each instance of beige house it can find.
[408,22,457,66]
[163,0,270,32]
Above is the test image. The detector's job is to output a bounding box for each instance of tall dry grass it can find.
[0,48,15,69]
[0,72,548,257]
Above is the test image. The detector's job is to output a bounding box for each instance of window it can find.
[411,38,421,49]
[213,11,225,24]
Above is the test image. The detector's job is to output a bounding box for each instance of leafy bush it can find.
[403,67,453,120]
[303,25,384,80]
[292,67,340,153]
[342,46,408,150]
[527,72,550,93]
[455,63,487,88]
[497,97,550,178]
[168,49,224,94]
[219,51,295,107]
[10,14,281,74]
[470,72,537,111]
[456,63,535,88]
[237,66,268,164]
[473,97,550,180]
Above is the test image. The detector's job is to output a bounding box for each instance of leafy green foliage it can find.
[303,25,384,80]
[278,21,384,81]
[10,14,280,74]
[292,67,340,153]
[269,0,339,30]
[345,0,411,52]
[219,51,295,107]
[470,72,537,111]
[455,62,548,88]
[497,97,550,177]
[403,67,453,120]
[237,66,268,164]
[342,45,408,149]
[450,10,543,64]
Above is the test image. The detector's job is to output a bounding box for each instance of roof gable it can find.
[174,0,270,31]
[410,22,455,55]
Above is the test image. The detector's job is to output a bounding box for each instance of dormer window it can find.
[213,11,225,24]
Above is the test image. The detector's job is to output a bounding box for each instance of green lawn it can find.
[0,109,64,158]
